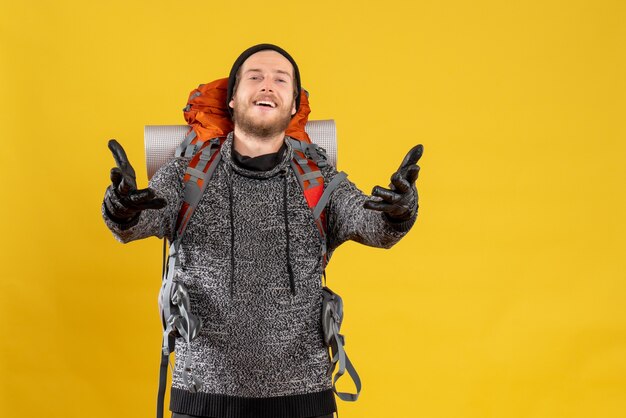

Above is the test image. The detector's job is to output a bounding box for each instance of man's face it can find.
[229,50,297,139]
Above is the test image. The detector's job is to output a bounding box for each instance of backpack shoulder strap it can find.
[288,138,347,268]
[175,128,199,158]
[175,137,225,240]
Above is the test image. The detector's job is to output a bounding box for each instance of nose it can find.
[260,78,273,92]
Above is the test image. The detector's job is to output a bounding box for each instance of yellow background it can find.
[1,1,625,417]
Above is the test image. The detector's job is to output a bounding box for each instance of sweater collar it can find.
[220,131,293,179]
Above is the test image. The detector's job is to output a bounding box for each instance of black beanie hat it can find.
[226,43,301,116]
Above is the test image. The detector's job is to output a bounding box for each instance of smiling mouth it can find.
[254,100,277,108]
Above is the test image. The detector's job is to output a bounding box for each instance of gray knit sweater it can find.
[103,133,416,417]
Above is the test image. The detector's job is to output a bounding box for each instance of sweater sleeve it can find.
[101,157,190,243]
[323,165,418,253]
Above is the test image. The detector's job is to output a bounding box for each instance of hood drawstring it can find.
[282,168,296,296]
[228,165,236,297]
[225,137,296,298]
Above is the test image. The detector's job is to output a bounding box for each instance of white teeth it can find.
[255,100,276,108]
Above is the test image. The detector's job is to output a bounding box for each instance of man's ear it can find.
[229,99,235,109]
[291,101,296,116]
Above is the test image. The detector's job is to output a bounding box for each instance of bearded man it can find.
[102,44,422,418]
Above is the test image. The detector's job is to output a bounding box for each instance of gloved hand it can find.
[104,139,167,224]
[363,144,423,222]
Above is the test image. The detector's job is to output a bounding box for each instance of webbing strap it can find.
[289,139,308,158]
[289,138,306,151]
[193,148,214,173]
[175,129,197,157]
[333,351,361,401]
[173,285,201,393]
[299,171,324,182]
[313,171,347,220]
[156,335,174,418]
[294,151,315,176]
[330,333,361,402]
[186,167,206,180]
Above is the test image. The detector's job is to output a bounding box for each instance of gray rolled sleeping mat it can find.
[144,119,338,179]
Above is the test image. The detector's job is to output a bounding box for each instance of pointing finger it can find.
[108,139,137,179]
[108,139,137,194]
[398,144,424,171]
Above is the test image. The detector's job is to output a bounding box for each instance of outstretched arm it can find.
[326,145,423,252]
[102,139,187,243]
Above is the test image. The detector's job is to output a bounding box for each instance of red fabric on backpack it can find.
[183,78,312,144]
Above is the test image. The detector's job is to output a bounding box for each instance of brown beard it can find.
[232,104,292,139]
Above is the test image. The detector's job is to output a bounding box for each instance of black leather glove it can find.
[104,139,167,225]
[363,144,423,222]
